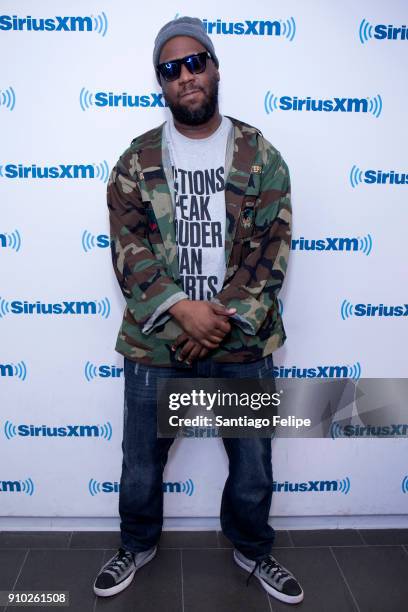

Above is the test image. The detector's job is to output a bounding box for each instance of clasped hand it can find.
[168,300,236,365]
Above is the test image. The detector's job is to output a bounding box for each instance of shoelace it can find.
[105,549,134,576]
[246,555,291,587]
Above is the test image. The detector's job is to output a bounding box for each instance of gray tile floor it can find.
[1,529,407,611]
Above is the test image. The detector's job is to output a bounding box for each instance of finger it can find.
[215,319,230,332]
[198,347,209,359]
[200,338,220,350]
[207,334,224,344]
[178,339,197,361]
[188,328,220,346]
[210,303,237,316]
[171,332,189,351]
[213,320,231,334]
[184,343,202,364]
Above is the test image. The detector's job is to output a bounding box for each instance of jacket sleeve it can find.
[108,153,188,334]
[212,141,292,335]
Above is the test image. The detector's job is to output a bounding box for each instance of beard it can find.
[164,77,219,126]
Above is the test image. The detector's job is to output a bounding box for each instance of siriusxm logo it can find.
[0,229,22,251]
[291,234,372,255]
[88,478,194,496]
[82,231,109,252]
[264,93,383,117]
[341,300,408,320]
[350,166,408,187]
[163,479,195,495]
[184,426,219,438]
[273,477,350,494]
[0,361,27,380]
[359,19,408,43]
[0,13,108,36]
[0,161,109,182]
[80,88,167,111]
[0,86,16,111]
[4,421,112,440]
[331,422,408,439]
[274,362,362,380]
[202,17,295,40]
[0,297,110,319]
[84,362,124,381]
[0,478,34,495]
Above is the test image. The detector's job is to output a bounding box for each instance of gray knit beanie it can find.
[153,16,219,80]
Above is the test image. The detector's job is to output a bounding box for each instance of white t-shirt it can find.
[165,116,232,301]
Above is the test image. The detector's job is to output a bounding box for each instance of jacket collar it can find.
[137,117,259,277]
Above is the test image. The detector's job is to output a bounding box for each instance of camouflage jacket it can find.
[108,117,292,366]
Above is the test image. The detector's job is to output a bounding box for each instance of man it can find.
[93,17,303,605]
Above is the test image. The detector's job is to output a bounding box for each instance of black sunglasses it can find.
[157,51,212,82]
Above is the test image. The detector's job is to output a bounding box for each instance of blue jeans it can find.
[119,354,276,561]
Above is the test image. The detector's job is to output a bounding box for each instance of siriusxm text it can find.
[0,15,93,32]
[353,303,408,317]
[373,24,408,40]
[202,19,281,36]
[274,366,350,378]
[91,366,123,378]
[0,481,25,492]
[273,480,340,492]
[277,97,370,112]
[13,425,105,437]
[341,424,408,436]
[291,237,359,251]
[88,482,189,493]
[0,365,16,376]
[88,235,109,248]
[92,92,166,107]
[7,301,99,315]
[362,170,407,185]
[2,164,96,179]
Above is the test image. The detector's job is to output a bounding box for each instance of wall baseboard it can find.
[0,515,407,531]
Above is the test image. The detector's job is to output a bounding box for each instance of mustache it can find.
[178,85,205,99]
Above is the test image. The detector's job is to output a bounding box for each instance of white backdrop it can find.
[1,0,407,524]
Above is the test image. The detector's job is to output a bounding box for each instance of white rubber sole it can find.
[93,547,157,597]
[233,550,304,605]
